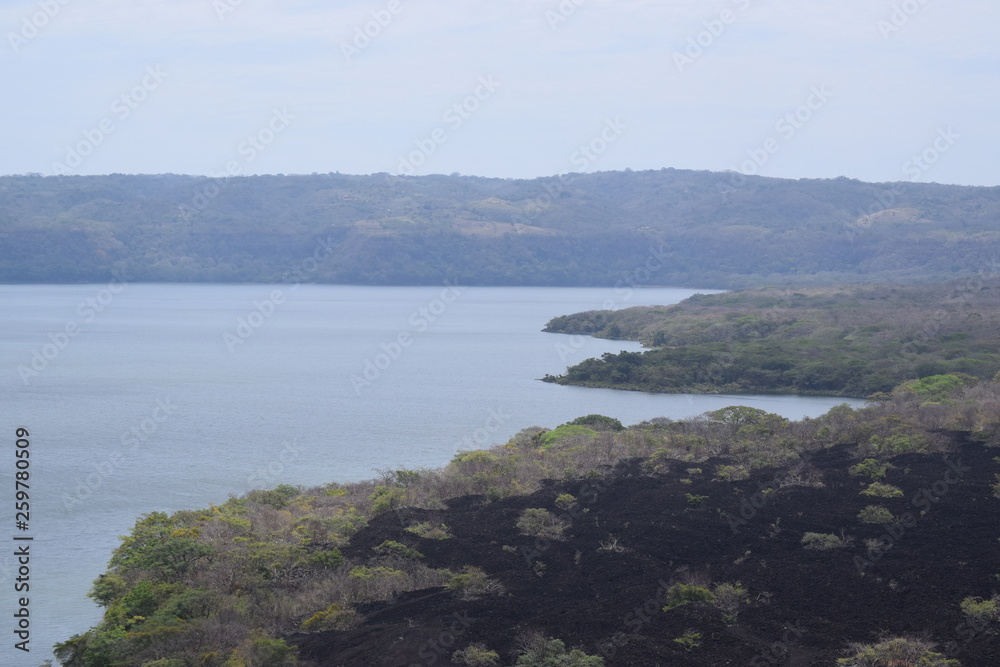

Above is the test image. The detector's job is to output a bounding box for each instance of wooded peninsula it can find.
[542,280,1000,397]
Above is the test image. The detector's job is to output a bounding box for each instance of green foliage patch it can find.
[836,636,959,666]
[858,505,895,524]
[516,508,569,540]
[663,583,716,610]
[860,482,904,498]
[801,532,844,550]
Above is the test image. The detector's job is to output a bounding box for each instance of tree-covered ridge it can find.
[1,170,999,286]
[55,376,1000,666]
[542,280,1000,396]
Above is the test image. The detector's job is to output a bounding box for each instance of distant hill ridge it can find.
[1,169,998,286]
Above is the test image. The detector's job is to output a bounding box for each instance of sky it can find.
[1,0,998,186]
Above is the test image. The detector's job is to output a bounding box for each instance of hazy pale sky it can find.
[2,0,997,185]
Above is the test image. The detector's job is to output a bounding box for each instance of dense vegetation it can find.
[55,375,1000,666]
[2,170,999,286]
[542,280,1000,397]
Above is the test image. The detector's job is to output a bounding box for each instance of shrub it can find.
[247,634,298,667]
[565,414,624,432]
[554,494,576,511]
[453,643,501,667]
[516,508,569,540]
[801,532,844,550]
[300,603,360,632]
[714,464,750,481]
[836,636,959,666]
[347,566,409,602]
[707,406,772,425]
[348,565,406,581]
[860,483,903,498]
[663,583,716,610]
[247,484,300,510]
[858,505,895,524]
[445,566,505,600]
[598,535,627,553]
[109,512,214,579]
[712,582,749,624]
[327,509,367,540]
[55,629,129,667]
[540,425,598,448]
[372,540,424,560]
[960,595,999,629]
[89,574,128,607]
[104,580,173,626]
[673,630,702,651]
[849,459,891,481]
[309,549,344,569]
[514,636,604,666]
[903,373,969,399]
[685,493,708,508]
[369,486,406,515]
[224,632,299,667]
[864,433,927,456]
[406,522,451,540]
[864,538,886,556]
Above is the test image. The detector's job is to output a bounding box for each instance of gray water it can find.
[0,284,864,665]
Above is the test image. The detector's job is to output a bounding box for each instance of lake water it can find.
[0,284,864,665]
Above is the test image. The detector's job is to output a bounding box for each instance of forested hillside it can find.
[1,170,998,286]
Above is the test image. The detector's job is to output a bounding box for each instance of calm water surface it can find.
[0,284,864,664]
